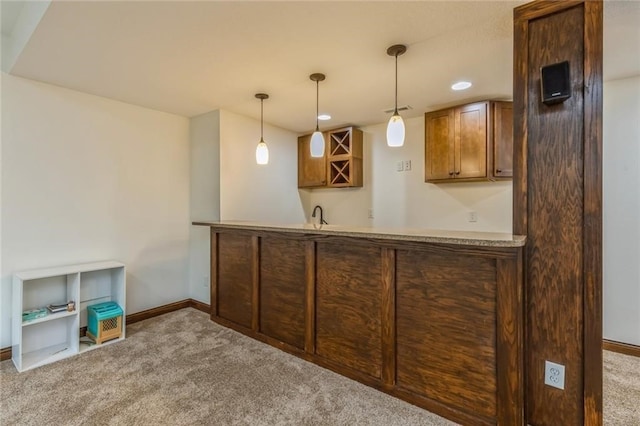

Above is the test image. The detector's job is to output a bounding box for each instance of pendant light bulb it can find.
[386,44,407,147]
[255,93,269,165]
[309,73,326,158]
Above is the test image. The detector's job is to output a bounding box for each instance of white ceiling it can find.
[2,0,639,134]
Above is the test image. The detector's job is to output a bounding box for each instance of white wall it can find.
[305,116,513,232]
[603,75,640,346]
[0,74,191,348]
[219,110,305,224]
[189,111,220,303]
[1,1,50,73]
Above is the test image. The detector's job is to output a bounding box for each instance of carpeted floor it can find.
[0,308,638,425]
[603,349,640,424]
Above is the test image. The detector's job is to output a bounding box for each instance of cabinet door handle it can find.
[496,169,502,173]
[449,171,454,176]
[455,171,460,175]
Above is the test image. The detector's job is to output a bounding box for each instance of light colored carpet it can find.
[604,350,640,424]
[0,308,455,425]
[1,308,638,425]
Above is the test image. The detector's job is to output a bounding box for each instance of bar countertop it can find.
[192,220,526,248]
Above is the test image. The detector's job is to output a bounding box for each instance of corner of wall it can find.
[188,110,221,303]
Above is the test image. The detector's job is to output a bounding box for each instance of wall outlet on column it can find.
[367,209,374,219]
[544,360,565,390]
[404,160,412,171]
[468,211,478,222]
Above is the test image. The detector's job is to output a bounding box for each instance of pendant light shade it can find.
[310,131,325,157]
[386,44,407,147]
[255,93,269,165]
[386,113,405,147]
[309,73,326,158]
[255,140,269,165]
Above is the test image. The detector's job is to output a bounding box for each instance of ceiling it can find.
[2,0,639,134]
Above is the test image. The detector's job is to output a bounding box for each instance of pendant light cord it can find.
[315,80,320,132]
[260,98,264,141]
[394,53,399,115]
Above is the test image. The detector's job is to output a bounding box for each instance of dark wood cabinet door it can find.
[425,109,455,181]
[217,233,253,328]
[492,101,513,178]
[298,134,327,188]
[259,236,306,349]
[315,242,382,378]
[455,102,488,179]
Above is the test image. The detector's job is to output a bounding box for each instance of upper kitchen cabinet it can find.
[492,101,513,178]
[425,100,513,183]
[298,133,327,187]
[298,126,363,189]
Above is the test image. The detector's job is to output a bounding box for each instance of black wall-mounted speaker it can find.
[541,61,571,105]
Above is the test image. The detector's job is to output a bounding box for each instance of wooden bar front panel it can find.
[396,249,498,420]
[315,241,382,378]
[259,236,306,349]
[217,233,253,328]
[205,225,524,425]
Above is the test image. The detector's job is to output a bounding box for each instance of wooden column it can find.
[513,1,602,425]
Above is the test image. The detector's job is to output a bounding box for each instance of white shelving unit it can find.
[12,261,126,372]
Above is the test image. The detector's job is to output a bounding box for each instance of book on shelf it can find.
[47,301,75,313]
[22,308,48,322]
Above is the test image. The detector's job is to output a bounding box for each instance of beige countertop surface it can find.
[192,220,526,248]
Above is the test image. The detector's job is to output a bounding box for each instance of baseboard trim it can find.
[189,299,210,314]
[603,339,640,358]
[0,298,210,362]
[0,347,11,362]
[126,300,192,324]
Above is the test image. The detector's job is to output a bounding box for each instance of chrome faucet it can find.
[311,205,328,225]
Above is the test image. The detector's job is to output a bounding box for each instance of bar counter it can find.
[192,220,526,247]
[194,220,526,425]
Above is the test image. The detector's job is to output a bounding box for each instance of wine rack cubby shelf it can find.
[298,126,363,189]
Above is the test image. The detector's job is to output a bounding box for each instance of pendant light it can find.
[255,93,269,165]
[309,73,326,157]
[386,44,407,147]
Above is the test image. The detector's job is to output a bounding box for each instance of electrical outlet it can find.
[367,209,374,219]
[544,360,565,390]
[404,160,412,171]
[468,211,478,222]
[396,161,404,172]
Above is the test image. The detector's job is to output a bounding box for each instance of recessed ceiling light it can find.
[451,81,472,91]
[318,114,331,120]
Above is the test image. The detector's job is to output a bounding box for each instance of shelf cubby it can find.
[12,261,126,372]
[326,127,363,188]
